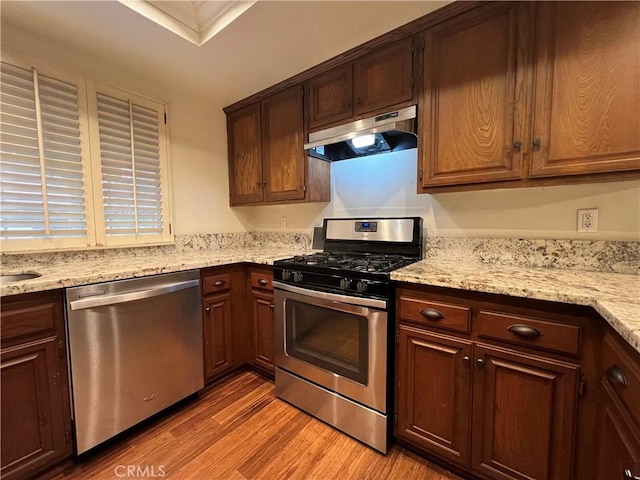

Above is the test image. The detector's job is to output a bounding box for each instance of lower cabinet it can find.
[201,266,244,383]
[471,344,579,480]
[202,292,233,381]
[1,290,72,480]
[249,267,275,376]
[595,381,640,479]
[397,326,472,465]
[595,331,640,479]
[396,285,586,480]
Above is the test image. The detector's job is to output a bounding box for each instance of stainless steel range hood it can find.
[304,105,417,161]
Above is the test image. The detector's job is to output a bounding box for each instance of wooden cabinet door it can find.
[252,290,275,374]
[471,344,579,480]
[353,37,414,116]
[421,3,530,187]
[530,2,640,178]
[595,380,640,480]
[307,64,353,130]
[1,337,71,479]
[261,85,306,203]
[227,103,263,205]
[396,326,473,465]
[203,293,233,381]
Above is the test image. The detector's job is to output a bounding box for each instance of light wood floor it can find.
[54,371,460,480]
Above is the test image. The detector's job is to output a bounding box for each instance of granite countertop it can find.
[391,259,640,354]
[2,249,639,354]
[0,247,310,297]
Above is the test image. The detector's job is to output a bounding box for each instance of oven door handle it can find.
[272,281,387,309]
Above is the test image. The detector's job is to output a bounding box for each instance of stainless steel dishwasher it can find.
[66,270,203,454]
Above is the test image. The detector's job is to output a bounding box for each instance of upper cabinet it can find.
[420,1,640,191]
[227,103,263,205]
[307,38,416,131]
[307,65,353,130]
[421,3,531,187]
[226,1,639,199]
[530,2,640,178]
[227,85,330,206]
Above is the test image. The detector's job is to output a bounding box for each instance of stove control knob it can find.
[281,270,291,280]
[339,278,351,290]
[356,281,368,293]
[293,271,304,282]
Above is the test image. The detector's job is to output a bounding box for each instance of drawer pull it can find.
[420,308,444,321]
[258,278,269,286]
[606,365,628,387]
[624,469,640,480]
[213,280,226,287]
[508,324,542,338]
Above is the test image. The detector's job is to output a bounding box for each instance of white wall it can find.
[1,23,245,235]
[234,150,640,241]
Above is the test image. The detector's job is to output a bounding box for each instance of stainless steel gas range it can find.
[273,217,423,453]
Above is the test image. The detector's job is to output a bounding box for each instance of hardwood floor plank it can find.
[54,372,460,480]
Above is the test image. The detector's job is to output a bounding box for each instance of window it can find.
[0,52,172,252]
[88,84,171,246]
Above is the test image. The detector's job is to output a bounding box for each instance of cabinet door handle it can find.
[606,365,628,387]
[256,181,262,186]
[355,97,362,106]
[258,278,269,286]
[476,358,485,368]
[532,137,542,147]
[269,304,275,310]
[508,324,542,338]
[213,280,226,287]
[262,181,267,186]
[624,469,640,480]
[513,141,522,150]
[462,356,470,364]
[205,307,211,313]
[420,308,444,321]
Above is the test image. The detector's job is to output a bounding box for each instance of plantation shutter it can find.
[0,61,89,243]
[95,90,168,242]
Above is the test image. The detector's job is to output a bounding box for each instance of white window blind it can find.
[91,86,170,245]
[0,61,90,247]
[0,51,172,252]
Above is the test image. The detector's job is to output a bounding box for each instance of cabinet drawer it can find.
[250,271,273,291]
[398,296,470,333]
[602,333,640,424]
[1,291,61,342]
[477,310,582,356]
[202,273,231,295]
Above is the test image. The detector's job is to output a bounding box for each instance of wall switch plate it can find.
[280,216,287,229]
[577,208,598,232]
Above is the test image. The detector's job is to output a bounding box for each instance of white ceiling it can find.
[0,1,449,107]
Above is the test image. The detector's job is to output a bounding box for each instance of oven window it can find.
[285,299,368,385]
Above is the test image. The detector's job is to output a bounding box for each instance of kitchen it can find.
[1,1,639,479]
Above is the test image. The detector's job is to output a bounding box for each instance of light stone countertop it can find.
[0,247,310,297]
[391,259,640,354]
[2,249,639,354]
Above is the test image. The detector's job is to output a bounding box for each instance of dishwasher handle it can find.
[69,279,200,311]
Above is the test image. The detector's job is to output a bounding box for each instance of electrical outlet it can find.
[280,216,287,229]
[577,208,598,233]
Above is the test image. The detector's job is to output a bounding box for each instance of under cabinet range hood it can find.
[304,105,417,161]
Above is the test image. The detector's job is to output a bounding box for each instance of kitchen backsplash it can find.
[1,232,312,269]
[425,237,640,274]
[2,232,637,274]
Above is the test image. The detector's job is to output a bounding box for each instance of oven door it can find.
[273,281,388,413]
